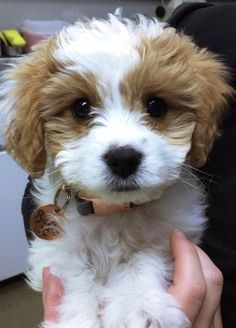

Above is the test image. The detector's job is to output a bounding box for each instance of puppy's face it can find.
[1,16,232,203]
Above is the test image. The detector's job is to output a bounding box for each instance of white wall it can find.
[0,152,28,281]
[0,0,159,29]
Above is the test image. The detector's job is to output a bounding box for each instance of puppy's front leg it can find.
[41,268,101,328]
[102,251,190,328]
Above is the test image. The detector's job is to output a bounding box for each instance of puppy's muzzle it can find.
[103,146,143,179]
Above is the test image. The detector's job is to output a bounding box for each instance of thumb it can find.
[43,267,64,323]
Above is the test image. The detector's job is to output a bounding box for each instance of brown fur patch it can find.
[40,71,102,156]
[4,37,58,176]
[121,28,233,166]
[4,36,102,175]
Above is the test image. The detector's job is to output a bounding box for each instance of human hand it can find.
[42,267,64,323]
[168,230,223,328]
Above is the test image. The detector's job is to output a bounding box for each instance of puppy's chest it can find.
[70,209,164,279]
[65,199,192,278]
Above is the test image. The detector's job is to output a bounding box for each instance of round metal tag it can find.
[30,204,64,240]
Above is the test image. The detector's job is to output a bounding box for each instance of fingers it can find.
[168,230,206,323]
[42,267,64,323]
[193,246,223,328]
[213,306,223,328]
[168,230,223,328]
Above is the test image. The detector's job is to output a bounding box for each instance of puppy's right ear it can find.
[0,38,57,176]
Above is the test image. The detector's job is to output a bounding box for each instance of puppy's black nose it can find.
[103,146,143,179]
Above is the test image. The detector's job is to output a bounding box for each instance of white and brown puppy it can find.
[0,15,232,328]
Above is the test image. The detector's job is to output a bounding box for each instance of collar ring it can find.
[54,184,72,211]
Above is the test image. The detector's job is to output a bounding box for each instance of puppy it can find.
[0,15,232,328]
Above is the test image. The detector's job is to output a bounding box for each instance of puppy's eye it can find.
[71,98,92,120]
[146,97,167,118]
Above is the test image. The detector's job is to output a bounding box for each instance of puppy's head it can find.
[1,15,232,203]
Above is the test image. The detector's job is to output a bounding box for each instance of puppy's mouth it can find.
[107,178,140,193]
[111,185,140,192]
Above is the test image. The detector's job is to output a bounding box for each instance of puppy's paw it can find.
[141,293,190,328]
[102,292,190,328]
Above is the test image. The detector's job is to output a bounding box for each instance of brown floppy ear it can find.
[188,49,233,167]
[1,38,57,176]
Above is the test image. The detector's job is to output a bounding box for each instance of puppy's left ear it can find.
[188,49,233,167]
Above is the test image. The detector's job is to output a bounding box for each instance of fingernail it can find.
[173,229,187,239]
